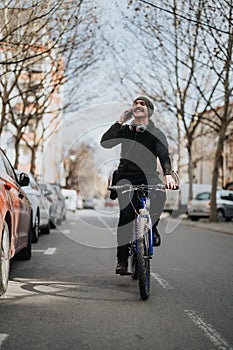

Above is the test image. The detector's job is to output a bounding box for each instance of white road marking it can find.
[97,216,116,235]
[151,272,174,289]
[0,334,8,348]
[62,229,71,234]
[185,309,233,350]
[43,248,57,255]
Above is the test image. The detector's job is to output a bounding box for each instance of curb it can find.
[180,218,233,235]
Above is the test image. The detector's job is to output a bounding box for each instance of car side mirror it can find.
[18,173,30,187]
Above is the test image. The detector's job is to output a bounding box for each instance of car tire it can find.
[41,223,50,235]
[190,216,199,221]
[217,209,225,222]
[49,219,56,229]
[0,220,10,297]
[32,212,40,243]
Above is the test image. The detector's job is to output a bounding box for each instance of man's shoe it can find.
[115,262,128,275]
[153,228,161,247]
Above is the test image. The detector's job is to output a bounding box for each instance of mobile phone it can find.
[126,110,133,119]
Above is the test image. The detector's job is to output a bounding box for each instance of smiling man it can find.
[100,96,176,274]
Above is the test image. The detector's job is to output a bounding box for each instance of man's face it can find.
[133,99,148,118]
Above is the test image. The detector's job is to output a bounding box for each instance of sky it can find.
[61,0,177,179]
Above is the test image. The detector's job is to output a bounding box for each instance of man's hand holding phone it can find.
[118,108,134,124]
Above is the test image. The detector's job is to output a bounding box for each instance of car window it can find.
[195,192,210,200]
[220,194,233,201]
[0,152,7,172]
[0,150,17,181]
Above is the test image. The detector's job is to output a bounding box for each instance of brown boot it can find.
[116,245,129,274]
[115,260,128,274]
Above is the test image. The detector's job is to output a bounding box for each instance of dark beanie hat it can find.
[133,96,154,117]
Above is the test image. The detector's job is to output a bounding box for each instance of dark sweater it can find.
[100,120,172,178]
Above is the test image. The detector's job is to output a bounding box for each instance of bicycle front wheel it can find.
[137,218,150,300]
[131,245,138,280]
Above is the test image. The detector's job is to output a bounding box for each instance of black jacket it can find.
[100,120,172,179]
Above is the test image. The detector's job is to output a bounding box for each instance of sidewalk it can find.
[179,216,233,235]
[161,212,233,235]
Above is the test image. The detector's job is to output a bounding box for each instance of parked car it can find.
[187,189,233,221]
[0,148,32,297]
[61,189,78,211]
[15,171,50,242]
[51,184,66,223]
[39,182,61,228]
[164,183,212,214]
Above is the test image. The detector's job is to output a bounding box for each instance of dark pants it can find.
[116,175,166,261]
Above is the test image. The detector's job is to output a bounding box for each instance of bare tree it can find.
[126,0,232,212]
[124,0,214,200]
[0,0,97,171]
[195,0,233,221]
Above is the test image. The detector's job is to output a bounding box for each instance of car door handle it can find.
[18,193,24,199]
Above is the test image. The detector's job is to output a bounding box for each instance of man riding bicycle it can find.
[100,96,176,274]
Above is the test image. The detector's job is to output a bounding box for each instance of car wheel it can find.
[190,216,199,221]
[58,218,62,225]
[49,219,56,229]
[32,212,40,243]
[0,220,10,296]
[217,209,225,222]
[41,223,50,235]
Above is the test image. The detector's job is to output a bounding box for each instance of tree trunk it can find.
[209,128,226,222]
[14,138,20,169]
[187,141,193,201]
[30,147,36,175]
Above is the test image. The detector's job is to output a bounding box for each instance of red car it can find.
[0,148,32,297]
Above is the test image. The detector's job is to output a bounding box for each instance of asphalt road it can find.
[0,209,232,350]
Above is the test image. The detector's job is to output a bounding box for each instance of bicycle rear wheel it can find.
[137,218,150,300]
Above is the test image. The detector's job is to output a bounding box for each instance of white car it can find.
[61,189,79,211]
[16,171,50,242]
[187,189,233,222]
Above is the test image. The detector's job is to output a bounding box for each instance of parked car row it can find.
[187,189,233,221]
[0,147,68,297]
[15,170,51,243]
[61,188,95,211]
[0,149,32,297]
[39,183,66,228]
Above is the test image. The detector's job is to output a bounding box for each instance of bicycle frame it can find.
[134,193,153,257]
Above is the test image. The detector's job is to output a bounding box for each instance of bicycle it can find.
[109,180,179,300]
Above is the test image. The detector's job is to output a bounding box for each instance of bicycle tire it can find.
[131,246,138,280]
[137,217,150,300]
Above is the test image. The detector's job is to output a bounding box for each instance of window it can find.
[220,194,233,201]
[0,152,7,172]
[0,150,17,181]
[195,192,211,200]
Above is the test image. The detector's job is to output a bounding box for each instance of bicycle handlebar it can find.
[108,183,179,192]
